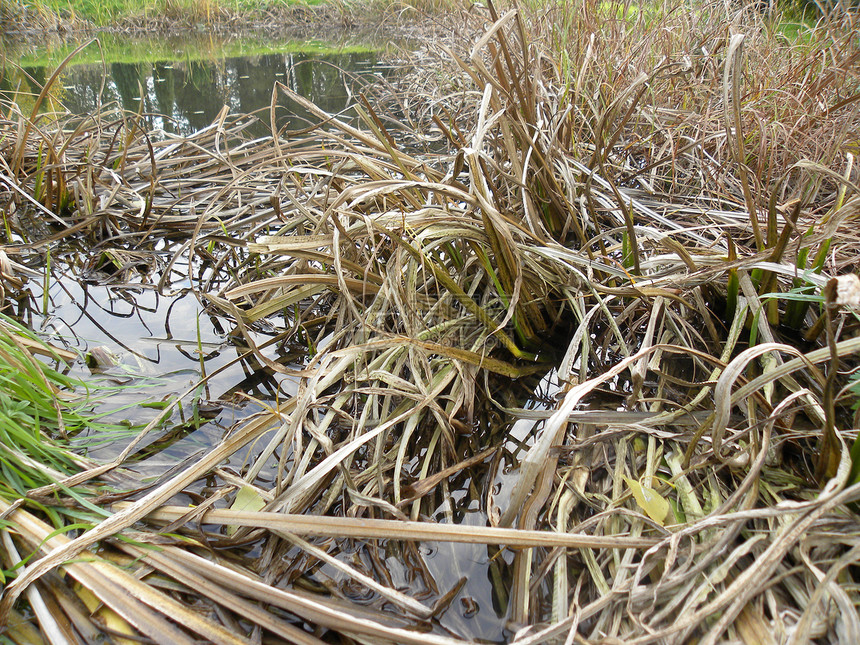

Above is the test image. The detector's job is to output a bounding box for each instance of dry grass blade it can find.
[0,410,286,620]
[0,499,246,644]
[723,33,763,251]
[113,503,658,548]
[112,541,329,645]
[114,542,470,645]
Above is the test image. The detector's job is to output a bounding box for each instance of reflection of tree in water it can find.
[292,54,354,113]
[275,53,376,133]
[12,49,382,137]
[111,62,149,112]
[152,62,176,133]
[234,54,286,119]
[0,66,41,107]
[21,66,47,94]
[57,66,109,114]
[173,60,227,132]
[0,65,69,114]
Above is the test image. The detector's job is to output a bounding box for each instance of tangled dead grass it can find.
[2,1,860,643]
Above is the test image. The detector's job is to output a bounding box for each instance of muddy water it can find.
[3,32,520,643]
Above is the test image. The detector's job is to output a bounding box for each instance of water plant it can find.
[0,315,83,495]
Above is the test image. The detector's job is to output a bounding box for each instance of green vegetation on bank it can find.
[0,0,824,34]
[2,0,324,27]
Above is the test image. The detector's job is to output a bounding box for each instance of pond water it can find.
[2,31,392,136]
[3,30,522,643]
[2,30,392,442]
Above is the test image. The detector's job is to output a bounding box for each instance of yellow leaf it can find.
[624,476,670,526]
[227,486,265,535]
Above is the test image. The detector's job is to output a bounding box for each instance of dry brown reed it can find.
[2,1,860,643]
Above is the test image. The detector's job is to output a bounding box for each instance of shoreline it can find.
[0,3,429,40]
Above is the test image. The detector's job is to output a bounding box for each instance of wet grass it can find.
[0,315,83,496]
[2,0,860,642]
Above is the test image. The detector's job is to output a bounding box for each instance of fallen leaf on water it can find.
[227,486,265,535]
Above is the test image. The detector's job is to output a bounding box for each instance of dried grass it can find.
[2,1,860,643]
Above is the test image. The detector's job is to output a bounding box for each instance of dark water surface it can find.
[61,50,382,136]
[3,32,391,136]
[2,30,393,401]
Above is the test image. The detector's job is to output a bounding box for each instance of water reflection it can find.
[2,29,388,136]
[43,51,380,135]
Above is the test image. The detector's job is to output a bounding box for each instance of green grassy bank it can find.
[0,0,821,34]
[0,0,328,31]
